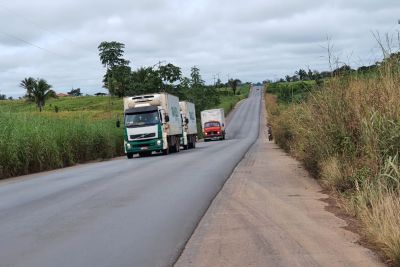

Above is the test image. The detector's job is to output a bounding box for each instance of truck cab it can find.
[203,121,225,141]
[124,106,164,158]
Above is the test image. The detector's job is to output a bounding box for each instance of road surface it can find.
[0,87,262,267]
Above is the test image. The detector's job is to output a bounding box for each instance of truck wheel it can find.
[183,145,188,150]
[126,153,134,159]
[188,139,194,149]
[175,137,180,152]
[162,148,169,155]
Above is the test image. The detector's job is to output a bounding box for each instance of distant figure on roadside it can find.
[267,124,273,141]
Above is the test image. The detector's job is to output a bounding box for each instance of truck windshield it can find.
[204,122,220,128]
[125,111,160,128]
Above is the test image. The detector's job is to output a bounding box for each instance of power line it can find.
[0,31,64,57]
[0,3,97,55]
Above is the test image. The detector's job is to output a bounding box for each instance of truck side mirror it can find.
[222,123,224,127]
[116,119,121,128]
[165,115,170,122]
[185,118,189,124]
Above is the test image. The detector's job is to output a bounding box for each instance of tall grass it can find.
[0,113,124,179]
[266,61,400,265]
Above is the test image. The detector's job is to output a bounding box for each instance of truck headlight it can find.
[126,143,131,149]
[157,140,162,145]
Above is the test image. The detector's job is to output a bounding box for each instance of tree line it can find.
[10,40,242,113]
[97,41,242,116]
[271,52,400,84]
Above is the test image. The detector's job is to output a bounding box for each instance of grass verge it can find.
[265,61,400,265]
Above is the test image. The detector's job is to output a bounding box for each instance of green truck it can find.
[122,93,183,158]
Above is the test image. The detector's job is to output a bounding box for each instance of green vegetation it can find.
[0,80,249,179]
[0,113,123,179]
[266,80,317,104]
[0,39,251,179]
[266,57,400,264]
[0,95,121,113]
[217,84,250,114]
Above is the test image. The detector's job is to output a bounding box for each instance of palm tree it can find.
[20,78,56,111]
[228,79,241,95]
[20,77,36,100]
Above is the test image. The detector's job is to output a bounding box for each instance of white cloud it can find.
[0,0,399,97]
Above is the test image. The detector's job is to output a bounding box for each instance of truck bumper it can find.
[204,134,223,141]
[125,139,163,154]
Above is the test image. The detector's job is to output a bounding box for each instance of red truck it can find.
[200,108,226,141]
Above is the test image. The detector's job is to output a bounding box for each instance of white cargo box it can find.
[179,101,197,135]
[123,93,182,136]
[200,108,225,132]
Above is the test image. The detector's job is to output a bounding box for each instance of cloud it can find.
[0,0,399,97]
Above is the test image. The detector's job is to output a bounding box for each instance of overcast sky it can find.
[0,0,399,97]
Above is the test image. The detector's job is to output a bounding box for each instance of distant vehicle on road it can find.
[201,108,226,141]
[179,101,197,149]
[121,93,182,158]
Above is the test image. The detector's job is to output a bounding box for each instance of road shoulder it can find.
[175,102,384,267]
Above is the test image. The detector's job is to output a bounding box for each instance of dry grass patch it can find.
[265,61,400,264]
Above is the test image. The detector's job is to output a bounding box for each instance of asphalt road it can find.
[0,87,262,267]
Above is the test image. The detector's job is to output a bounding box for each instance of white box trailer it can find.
[200,108,226,141]
[122,93,183,158]
[179,101,197,149]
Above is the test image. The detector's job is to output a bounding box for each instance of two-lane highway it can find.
[0,87,262,267]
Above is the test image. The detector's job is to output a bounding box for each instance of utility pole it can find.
[152,60,166,69]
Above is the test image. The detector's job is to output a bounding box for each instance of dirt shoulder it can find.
[175,99,384,267]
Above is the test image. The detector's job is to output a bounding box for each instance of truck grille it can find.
[130,133,156,140]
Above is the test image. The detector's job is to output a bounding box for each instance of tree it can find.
[285,75,291,82]
[216,78,222,88]
[296,69,308,80]
[0,94,6,100]
[20,77,56,111]
[228,79,241,95]
[105,65,132,97]
[98,41,130,69]
[158,63,181,91]
[307,69,314,80]
[128,67,162,95]
[190,66,204,88]
[20,77,36,100]
[179,77,191,90]
[67,88,82,96]
[95,92,107,96]
[98,41,131,97]
[333,65,354,76]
